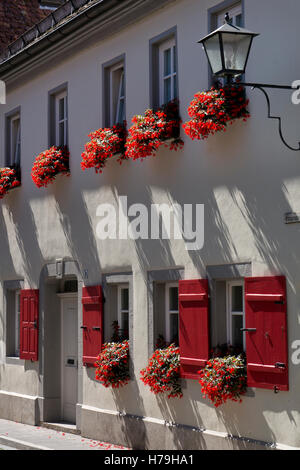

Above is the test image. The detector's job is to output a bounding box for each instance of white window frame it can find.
[165,283,179,345]
[109,63,125,127]
[226,280,245,351]
[15,290,21,357]
[9,114,21,167]
[117,284,129,337]
[55,90,68,147]
[217,3,243,27]
[159,37,177,106]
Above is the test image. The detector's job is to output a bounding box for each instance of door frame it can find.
[58,292,78,423]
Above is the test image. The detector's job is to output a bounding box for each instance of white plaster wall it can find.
[0,0,300,447]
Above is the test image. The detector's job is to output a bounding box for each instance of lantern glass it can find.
[221,33,252,73]
[203,35,223,75]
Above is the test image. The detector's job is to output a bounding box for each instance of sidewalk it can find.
[0,419,130,450]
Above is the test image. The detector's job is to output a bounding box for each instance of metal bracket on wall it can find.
[234,82,300,151]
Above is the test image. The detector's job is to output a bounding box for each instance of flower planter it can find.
[31,146,70,188]
[183,84,250,141]
[125,100,184,161]
[95,340,130,388]
[140,344,183,399]
[198,355,247,407]
[0,167,21,199]
[81,124,127,174]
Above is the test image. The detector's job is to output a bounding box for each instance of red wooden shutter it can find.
[82,285,103,366]
[245,276,288,391]
[179,279,210,379]
[20,289,39,361]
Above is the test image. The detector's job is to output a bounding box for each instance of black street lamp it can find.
[198,16,259,77]
[198,14,300,151]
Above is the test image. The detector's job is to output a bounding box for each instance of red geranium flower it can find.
[183,84,250,141]
[31,146,70,188]
[0,167,21,199]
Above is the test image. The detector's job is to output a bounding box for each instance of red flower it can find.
[198,355,247,408]
[125,100,184,161]
[183,84,250,141]
[0,167,21,199]
[140,344,183,399]
[94,340,130,388]
[81,124,127,173]
[31,146,70,188]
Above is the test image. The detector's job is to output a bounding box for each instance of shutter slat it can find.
[245,293,283,302]
[179,279,210,380]
[82,285,103,366]
[20,289,39,361]
[245,276,288,391]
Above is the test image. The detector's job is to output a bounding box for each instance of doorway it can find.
[59,293,78,423]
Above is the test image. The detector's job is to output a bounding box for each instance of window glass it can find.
[159,38,177,106]
[8,114,21,166]
[166,284,179,345]
[110,65,125,126]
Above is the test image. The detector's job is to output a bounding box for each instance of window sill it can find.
[5,356,25,366]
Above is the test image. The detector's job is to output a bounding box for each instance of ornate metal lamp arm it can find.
[236,82,300,151]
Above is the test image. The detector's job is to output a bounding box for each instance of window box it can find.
[0,166,21,199]
[81,124,127,174]
[31,146,70,188]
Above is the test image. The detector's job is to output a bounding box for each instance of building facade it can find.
[0,0,300,450]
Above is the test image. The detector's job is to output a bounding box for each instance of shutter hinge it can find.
[274,386,280,394]
[275,300,285,305]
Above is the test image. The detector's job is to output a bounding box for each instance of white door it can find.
[61,296,78,423]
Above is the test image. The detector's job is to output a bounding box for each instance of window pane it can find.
[164,48,171,76]
[59,97,65,121]
[164,77,171,104]
[173,45,177,73]
[170,313,179,345]
[121,312,129,338]
[232,314,243,348]
[117,98,125,124]
[173,74,177,99]
[169,287,178,311]
[121,288,129,311]
[231,285,243,311]
[59,121,65,146]
[235,14,242,26]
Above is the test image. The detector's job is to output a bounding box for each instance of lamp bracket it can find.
[234,81,300,151]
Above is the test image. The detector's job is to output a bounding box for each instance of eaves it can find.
[0,0,176,85]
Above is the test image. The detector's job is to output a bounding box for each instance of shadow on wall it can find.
[3,191,44,286]
[86,366,148,450]
[156,394,207,450]
[52,179,102,282]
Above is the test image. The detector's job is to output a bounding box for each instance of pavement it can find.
[0,419,130,450]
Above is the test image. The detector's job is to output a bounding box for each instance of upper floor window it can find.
[55,90,68,147]
[150,27,178,110]
[5,109,21,167]
[110,63,125,126]
[159,38,177,106]
[103,56,126,127]
[48,83,68,148]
